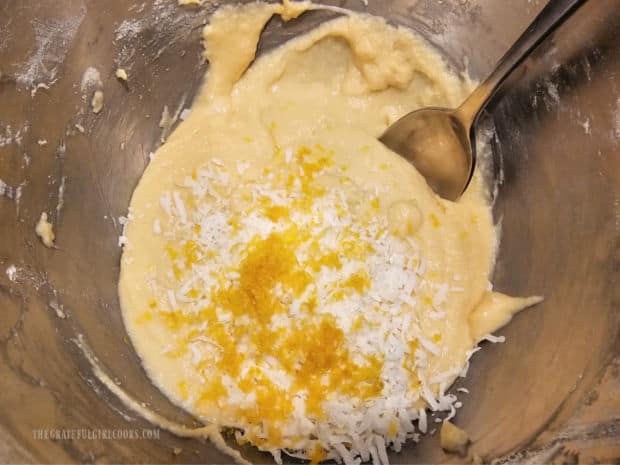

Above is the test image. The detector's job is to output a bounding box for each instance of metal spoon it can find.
[379,0,586,201]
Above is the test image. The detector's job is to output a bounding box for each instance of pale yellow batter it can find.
[119,3,540,463]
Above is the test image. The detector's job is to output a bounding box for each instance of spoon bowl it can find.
[379,107,474,201]
[379,0,585,200]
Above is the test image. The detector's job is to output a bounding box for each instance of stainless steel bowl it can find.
[0,0,618,463]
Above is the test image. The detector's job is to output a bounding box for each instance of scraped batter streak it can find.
[120,2,540,462]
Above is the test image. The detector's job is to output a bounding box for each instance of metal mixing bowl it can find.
[1,0,618,463]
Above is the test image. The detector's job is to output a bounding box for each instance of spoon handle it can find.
[456,0,587,128]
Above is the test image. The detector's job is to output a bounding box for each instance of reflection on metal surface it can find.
[0,0,618,463]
